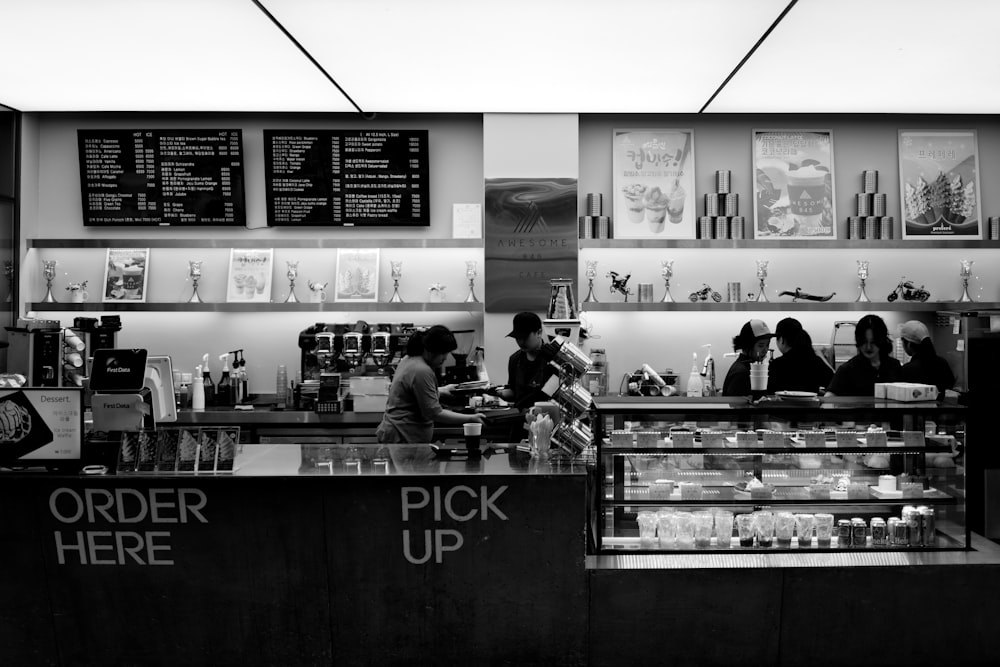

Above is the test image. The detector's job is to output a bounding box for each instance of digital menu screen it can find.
[264,129,428,227]
[78,129,246,226]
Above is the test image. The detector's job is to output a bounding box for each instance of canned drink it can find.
[851,518,867,547]
[920,507,936,546]
[873,193,887,217]
[871,518,887,547]
[579,216,594,239]
[730,216,745,239]
[705,193,720,217]
[856,193,872,217]
[863,170,879,194]
[848,216,861,239]
[904,508,922,546]
[699,216,713,239]
[596,216,612,239]
[727,282,742,303]
[864,216,879,240]
[586,193,603,217]
[837,520,852,547]
[892,519,908,546]
[723,193,739,217]
[637,283,654,303]
[990,216,999,240]
[881,216,893,240]
[715,217,729,240]
[716,170,731,194]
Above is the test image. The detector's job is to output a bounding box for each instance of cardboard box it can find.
[884,382,938,402]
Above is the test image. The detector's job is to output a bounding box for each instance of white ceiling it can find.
[0,0,997,114]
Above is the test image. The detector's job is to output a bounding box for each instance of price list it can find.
[77,129,246,226]
[265,129,428,227]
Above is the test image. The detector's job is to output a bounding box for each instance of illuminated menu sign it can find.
[264,129,428,227]
[78,129,246,226]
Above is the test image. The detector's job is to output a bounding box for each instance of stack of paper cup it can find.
[749,362,768,393]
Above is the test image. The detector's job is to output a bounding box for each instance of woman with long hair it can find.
[767,317,834,394]
[825,314,901,396]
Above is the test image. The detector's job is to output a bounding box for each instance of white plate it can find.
[774,390,819,403]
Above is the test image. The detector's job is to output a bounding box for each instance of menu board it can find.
[78,129,246,226]
[264,129,428,227]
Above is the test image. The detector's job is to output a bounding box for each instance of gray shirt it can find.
[376,355,444,444]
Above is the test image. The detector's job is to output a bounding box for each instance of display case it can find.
[592,396,967,553]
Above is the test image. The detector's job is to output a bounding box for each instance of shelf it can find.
[580,239,1000,249]
[581,301,1000,312]
[603,487,956,505]
[26,238,483,249]
[29,301,485,313]
[601,447,929,455]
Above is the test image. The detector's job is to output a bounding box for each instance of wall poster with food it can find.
[752,130,837,239]
[898,130,981,239]
[226,248,274,303]
[612,129,696,239]
[103,248,150,302]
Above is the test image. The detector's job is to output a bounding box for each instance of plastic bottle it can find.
[238,352,249,404]
[701,344,716,397]
[472,346,490,384]
[192,365,206,411]
[217,353,233,408]
[201,353,216,407]
[686,352,704,397]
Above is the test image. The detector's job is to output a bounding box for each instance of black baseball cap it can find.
[507,312,543,338]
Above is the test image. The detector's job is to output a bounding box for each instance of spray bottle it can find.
[192,364,206,411]
[685,352,704,397]
[238,350,249,404]
[701,344,717,397]
[201,353,216,407]
[217,353,233,407]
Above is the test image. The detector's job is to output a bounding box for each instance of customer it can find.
[825,314,901,396]
[722,319,773,396]
[376,325,486,444]
[497,311,556,410]
[767,317,834,394]
[898,320,955,395]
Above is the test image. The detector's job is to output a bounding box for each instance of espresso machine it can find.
[5,319,64,386]
[298,321,415,381]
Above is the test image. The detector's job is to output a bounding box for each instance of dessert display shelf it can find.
[591,396,968,554]
[580,301,1000,312]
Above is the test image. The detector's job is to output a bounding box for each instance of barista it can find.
[767,317,834,394]
[825,314,901,396]
[375,325,486,444]
[496,312,556,410]
[898,320,955,396]
[722,319,773,396]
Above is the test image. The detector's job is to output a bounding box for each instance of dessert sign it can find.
[612,129,696,239]
[898,130,982,239]
[752,130,837,239]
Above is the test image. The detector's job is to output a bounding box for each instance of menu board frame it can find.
[264,129,429,228]
[77,129,247,227]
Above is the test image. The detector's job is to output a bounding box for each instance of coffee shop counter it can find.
[0,443,590,667]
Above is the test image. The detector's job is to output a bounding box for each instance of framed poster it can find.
[103,248,149,302]
[752,129,836,239]
[899,130,981,239]
[226,249,273,303]
[612,129,696,239]
[335,248,379,302]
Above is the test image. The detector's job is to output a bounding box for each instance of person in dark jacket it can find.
[898,320,955,396]
[767,317,834,394]
[826,314,901,397]
[722,319,773,396]
[497,311,556,410]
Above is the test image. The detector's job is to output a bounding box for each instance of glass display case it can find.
[592,396,967,553]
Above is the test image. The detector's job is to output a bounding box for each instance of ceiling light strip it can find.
[699,0,800,113]
[251,0,373,118]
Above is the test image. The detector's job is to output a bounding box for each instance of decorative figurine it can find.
[42,260,58,303]
[607,271,632,302]
[887,277,930,302]
[284,261,300,303]
[187,260,204,303]
[957,259,974,303]
[688,284,722,302]
[388,261,403,303]
[855,260,870,303]
[659,259,675,303]
[307,280,328,303]
[65,280,89,303]
[464,261,480,303]
[778,287,836,302]
[752,259,769,302]
[428,283,446,303]
[583,260,599,303]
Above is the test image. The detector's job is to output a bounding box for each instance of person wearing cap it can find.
[497,311,556,411]
[898,320,955,396]
[825,314,902,397]
[722,319,774,396]
[767,317,834,394]
[376,325,486,444]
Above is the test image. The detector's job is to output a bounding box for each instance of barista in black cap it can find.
[497,311,556,410]
[722,319,773,396]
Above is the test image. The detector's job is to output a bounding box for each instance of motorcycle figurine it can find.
[887,277,930,302]
[607,271,633,301]
[688,283,722,303]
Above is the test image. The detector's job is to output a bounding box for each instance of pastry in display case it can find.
[591,396,967,553]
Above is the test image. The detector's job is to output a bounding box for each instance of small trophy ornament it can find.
[284,261,300,303]
[42,260,58,303]
[660,259,675,303]
[388,261,403,303]
[583,260,599,303]
[958,259,974,303]
[752,260,769,303]
[187,260,204,303]
[855,260,870,303]
[464,261,480,303]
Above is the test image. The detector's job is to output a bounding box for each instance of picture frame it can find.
[898,130,982,239]
[103,248,150,303]
[226,249,274,303]
[612,129,696,239]
[335,248,379,302]
[751,129,837,239]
